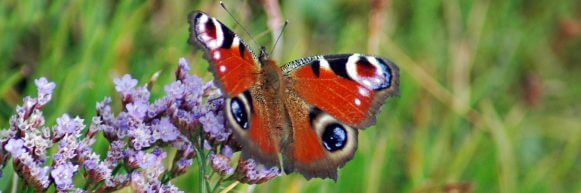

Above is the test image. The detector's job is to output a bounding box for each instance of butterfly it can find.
[188,11,399,180]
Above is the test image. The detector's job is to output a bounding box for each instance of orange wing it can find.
[282,54,399,129]
[280,54,398,179]
[190,11,282,166]
[282,91,359,180]
[189,11,258,97]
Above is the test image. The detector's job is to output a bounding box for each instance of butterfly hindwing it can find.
[282,54,399,129]
[224,89,283,166]
[282,91,359,180]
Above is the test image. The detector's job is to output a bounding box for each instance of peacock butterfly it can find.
[188,11,399,180]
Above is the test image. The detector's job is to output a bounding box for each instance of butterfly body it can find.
[189,11,399,180]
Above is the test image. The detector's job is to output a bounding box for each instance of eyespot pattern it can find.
[227,91,253,131]
[230,97,249,129]
[321,123,347,152]
[309,108,354,153]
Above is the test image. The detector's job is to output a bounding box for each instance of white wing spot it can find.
[211,18,224,49]
[362,80,373,88]
[354,98,362,106]
[213,52,221,59]
[219,65,227,73]
[197,14,209,31]
[320,59,332,70]
[358,87,370,97]
[346,54,360,79]
[232,37,240,47]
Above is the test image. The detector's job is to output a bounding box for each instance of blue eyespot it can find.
[322,123,347,152]
[230,97,248,129]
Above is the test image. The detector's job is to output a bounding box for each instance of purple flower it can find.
[235,158,281,184]
[35,77,55,105]
[133,86,151,104]
[209,153,234,176]
[55,135,78,163]
[74,188,86,193]
[128,124,153,150]
[114,74,138,94]
[101,174,130,192]
[204,140,212,150]
[128,150,167,192]
[165,81,185,100]
[20,96,37,118]
[220,145,234,158]
[83,155,99,170]
[152,117,179,142]
[94,162,113,181]
[178,58,190,72]
[114,113,130,138]
[259,166,281,180]
[131,150,165,177]
[183,75,204,109]
[148,97,169,119]
[130,171,158,192]
[51,162,79,190]
[23,131,51,158]
[184,75,203,91]
[173,135,196,159]
[5,138,26,156]
[106,140,126,164]
[96,97,114,124]
[172,157,192,175]
[130,171,146,186]
[27,164,50,190]
[126,102,148,121]
[176,58,191,80]
[54,114,84,137]
[162,183,184,193]
[0,56,235,192]
[34,77,56,95]
[200,111,230,142]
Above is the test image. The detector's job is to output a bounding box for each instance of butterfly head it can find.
[259,46,270,64]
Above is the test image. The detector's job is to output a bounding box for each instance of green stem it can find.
[11,174,19,193]
[111,164,123,175]
[83,178,94,190]
[211,176,225,193]
[194,135,206,193]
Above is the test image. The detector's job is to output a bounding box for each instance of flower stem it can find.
[10,174,18,193]
[211,176,225,193]
[194,135,206,193]
[219,181,240,193]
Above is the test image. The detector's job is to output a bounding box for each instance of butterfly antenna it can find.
[220,1,260,48]
[270,20,289,56]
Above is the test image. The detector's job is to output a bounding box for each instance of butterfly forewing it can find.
[189,11,283,166]
[282,54,399,129]
[188,11,259,97]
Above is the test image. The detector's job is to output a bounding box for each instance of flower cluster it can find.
[0,58,280,192]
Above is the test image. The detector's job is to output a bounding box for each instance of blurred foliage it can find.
[0,0,579,192]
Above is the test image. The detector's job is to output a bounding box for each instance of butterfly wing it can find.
[189,11,281,166]
[281,54,398,179]
[189,11,259,97]
[282,54,399,129]
[282,92,359,180]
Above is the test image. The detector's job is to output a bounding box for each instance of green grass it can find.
[1,0,579,192]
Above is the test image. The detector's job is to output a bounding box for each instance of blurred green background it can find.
[0,0,579,192]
